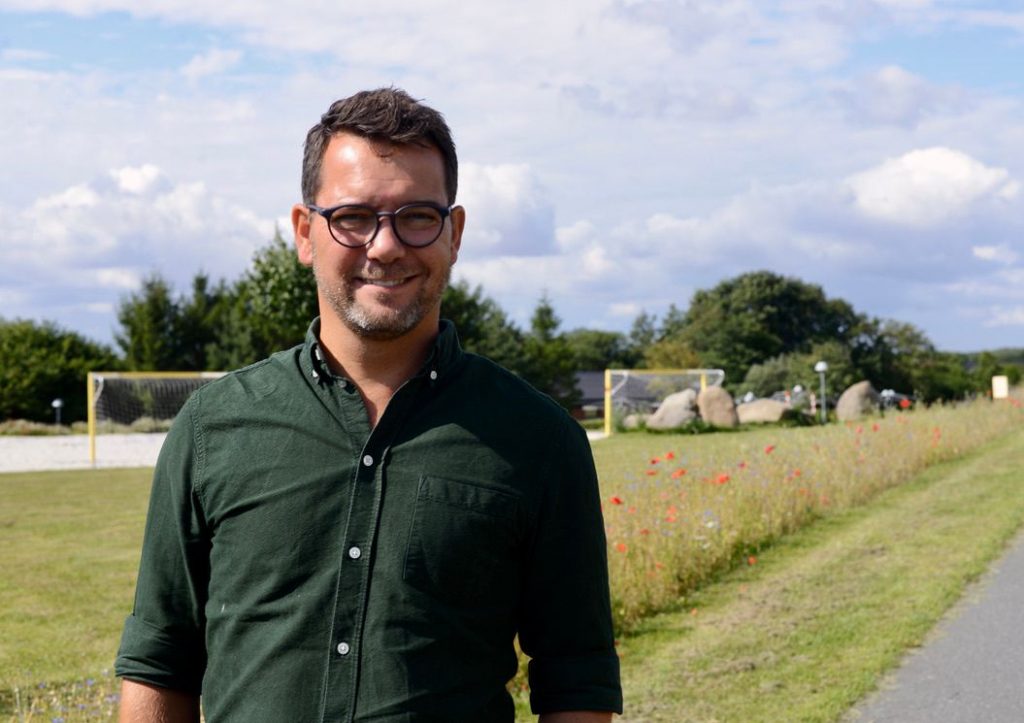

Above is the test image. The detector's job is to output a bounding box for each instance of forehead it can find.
[319,133,446,200]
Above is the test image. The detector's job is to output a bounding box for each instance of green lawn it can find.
[0,467,151,714]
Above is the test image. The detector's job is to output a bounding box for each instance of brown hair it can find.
[301,87,458,205]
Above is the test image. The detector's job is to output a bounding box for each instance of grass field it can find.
[3,399,1023,721]
[0,468,151,719]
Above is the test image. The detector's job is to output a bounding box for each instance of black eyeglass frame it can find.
[307,201,455,248]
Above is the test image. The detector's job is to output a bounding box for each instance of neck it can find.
[317,314,439,425]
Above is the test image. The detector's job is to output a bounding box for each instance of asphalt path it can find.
[845,530,1024,722]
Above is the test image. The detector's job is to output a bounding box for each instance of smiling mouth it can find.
[358,276,412,288]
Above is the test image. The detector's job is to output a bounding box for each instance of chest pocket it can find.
[403,476,524,607]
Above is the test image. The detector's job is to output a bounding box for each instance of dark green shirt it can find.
[116,320,622,722]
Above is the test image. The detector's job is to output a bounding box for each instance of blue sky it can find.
[1,0,1023,355]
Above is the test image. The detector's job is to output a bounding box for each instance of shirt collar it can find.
[304,317,464,386]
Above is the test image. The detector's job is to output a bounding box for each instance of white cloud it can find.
[831,65,966,127]
[94,267,141,289]
[180,48,242,82]
[458,164,556,257]
[972,244,1019,265]
[847,147,1019,226]
[0,165,274,341]
[984,306,1024,327]
[1,48,51,62]
[110,164,163,194]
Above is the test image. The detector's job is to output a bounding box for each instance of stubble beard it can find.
[312,249,451,342]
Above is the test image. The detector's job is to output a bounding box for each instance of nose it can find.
[365,215,406,263]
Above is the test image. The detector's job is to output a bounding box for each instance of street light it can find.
[814,361,828,424]
[51,398,64,427]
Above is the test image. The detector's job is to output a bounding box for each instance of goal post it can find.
[86,371,226,465]
[603,368,726,436]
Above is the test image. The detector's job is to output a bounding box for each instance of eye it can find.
[330,207,376,230]
[398,206,443,228]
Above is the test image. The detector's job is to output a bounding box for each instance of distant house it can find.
[574,371,606,420]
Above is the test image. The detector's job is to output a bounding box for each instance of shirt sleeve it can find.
[114,398,210,694]
[518,416,623,715]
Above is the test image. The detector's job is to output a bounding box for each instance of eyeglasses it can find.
[307,202,454,248]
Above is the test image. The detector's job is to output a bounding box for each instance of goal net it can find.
[86,371,226,464]
[603,368,725,435]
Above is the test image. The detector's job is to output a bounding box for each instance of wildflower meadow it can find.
[597,396,1024,631]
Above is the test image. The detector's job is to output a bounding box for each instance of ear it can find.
[292,203,314,267]
[448,205,465,266]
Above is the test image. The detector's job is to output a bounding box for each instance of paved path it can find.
[845,530,1024,722]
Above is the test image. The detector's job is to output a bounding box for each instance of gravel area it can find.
[0,430,604,475]
[0,433,167,473]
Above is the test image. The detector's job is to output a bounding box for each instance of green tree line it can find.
[1,234,1020,423]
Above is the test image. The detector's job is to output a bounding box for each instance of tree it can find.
[849,318,933,393]
[563,329,638,371]
[912,352,974,403]
[175,274,231,371]
[207,229,320,369]
[627,311,658,365]
[0,318,120,423]
[741,340,858,401]
[520,295,581,409]
[440,280,526,372]
[115,274,181,371]
[641,337,701,370]
[670,271,860,386]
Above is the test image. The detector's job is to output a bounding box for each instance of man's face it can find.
[292,133,464,342]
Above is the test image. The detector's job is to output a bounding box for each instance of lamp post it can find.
[51,398,64,427]
[814,361,828,424]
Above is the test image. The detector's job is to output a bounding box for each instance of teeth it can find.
[366,279,404,287]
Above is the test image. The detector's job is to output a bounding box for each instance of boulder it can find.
[736,398,789,424]
[622,413,648,430]
[647,388,698,430]
[835,381,880,421]
[697,386,739,428]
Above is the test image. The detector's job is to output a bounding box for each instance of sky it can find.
[1,0,1023,355]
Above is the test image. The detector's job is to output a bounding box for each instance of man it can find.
[116,88,622,722]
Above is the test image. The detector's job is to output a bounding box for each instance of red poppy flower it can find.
[615,542,628,553]
[715,473,730,485]
[764,444,775,454]
[671,468,687,479]
[665,451,676,460]
[610,495,623,505]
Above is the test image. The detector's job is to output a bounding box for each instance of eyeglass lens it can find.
[327,205,445,247]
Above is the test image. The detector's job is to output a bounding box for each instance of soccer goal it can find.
[603,368,725,436]
[86,371,226,465]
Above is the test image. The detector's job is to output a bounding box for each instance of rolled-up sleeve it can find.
[115,399,210,694]
[519,418,623,715]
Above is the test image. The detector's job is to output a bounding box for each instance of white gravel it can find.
[0,433,167,473]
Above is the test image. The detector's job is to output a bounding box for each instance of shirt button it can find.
[348,546,362,560]
[362,454,374,467]
[429,370,438,381]
[337,642,350,656]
